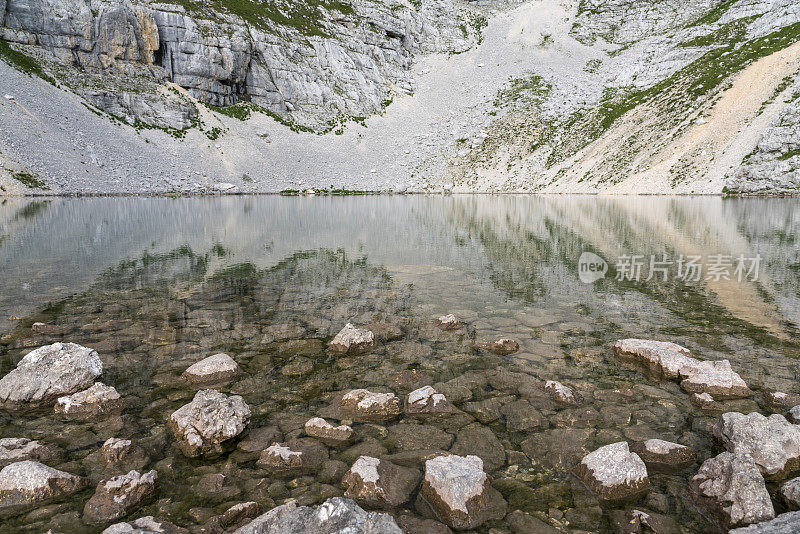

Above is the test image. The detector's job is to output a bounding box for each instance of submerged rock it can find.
[199,502,262,533]
[257,438,327,476]
[713,412,800,480]
[342,456,421,508]
[419,454,506,530]
[474,338,519,355]
[728,511,800,533]
[434,314,462,331]
[574,442,650,502]
[83,438,149,483]
[54,382,125,419]
[329,324,375,355]
[544,380,581,406]
[341,389,401,422]
[0,438,61,468]
[630,439,696,473]
[0,460,88,518]
[101,516,188,533]
[83,469,159,524]
[689,452,774,530]
[613,339,751,398]
[0,342,103,409]
[230,497,402,533]
[181,353,241,385]
[405,386,453,415]
[304,417,354,446]
[168,389,251,458]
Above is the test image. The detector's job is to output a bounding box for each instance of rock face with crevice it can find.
[0,0,477,130]
[0,342,103,409]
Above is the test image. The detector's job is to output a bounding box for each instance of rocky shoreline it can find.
[2,314,800,532]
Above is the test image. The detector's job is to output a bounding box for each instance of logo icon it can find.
[578,252,607,283]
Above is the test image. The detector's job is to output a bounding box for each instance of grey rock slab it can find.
[329,323,375,355]
[630,439,696,473]
[340,389,401,423]
[54,382,125,419]
[101,516,188,533]
[0,438,61,468]
[729,511,800,533]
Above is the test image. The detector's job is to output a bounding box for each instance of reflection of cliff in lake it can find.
[444,196,800,350]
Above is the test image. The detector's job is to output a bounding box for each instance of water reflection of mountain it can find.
[443,195,800,355]
[1,196,798,350]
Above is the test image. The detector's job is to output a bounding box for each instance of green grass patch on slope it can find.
[163,0,354,37]
[11,171,49,189]
[0,39,56,84]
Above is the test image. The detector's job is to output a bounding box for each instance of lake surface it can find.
[1,195,799,533]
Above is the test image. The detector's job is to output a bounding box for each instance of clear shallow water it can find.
[0,195,799,533]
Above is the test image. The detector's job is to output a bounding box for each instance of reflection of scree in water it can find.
[578,252,608,283]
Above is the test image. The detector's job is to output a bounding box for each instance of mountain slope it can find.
[0,0,798,194]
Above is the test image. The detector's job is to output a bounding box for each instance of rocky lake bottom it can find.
[0,195,799,533]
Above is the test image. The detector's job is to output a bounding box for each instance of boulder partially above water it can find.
[0,342,103,410]
[340,389,401,422]
[613,339,751,398]
[231,497,403,533]
[574,442,650,502]
[168,389,250,458]
[54,382,125,419]
[329,324,376,355]
[83,469,159,524]
[419,454,506,530]
[181,353,241,386]
[0,460,88,518]
[713,412,800,480]
[690,452,775,530]
[342,456,421,508]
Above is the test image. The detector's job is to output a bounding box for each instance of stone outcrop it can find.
[419,454,506,530]
[613,339,751,398]
[340,389,401,422]
[689,452,775,530]
[0,460,88,518]
[630,439,696,473]
[168,389,250,457]
[574,442,650,502]
[342,456,421,508]
[329,323,375,354]
[0,438,61,468]
[231,497,403,533]
[54,382,125,419]
[0,342,103,409]
[181,353,241,385]
[713,412,800,480]
[83,469,159,524]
